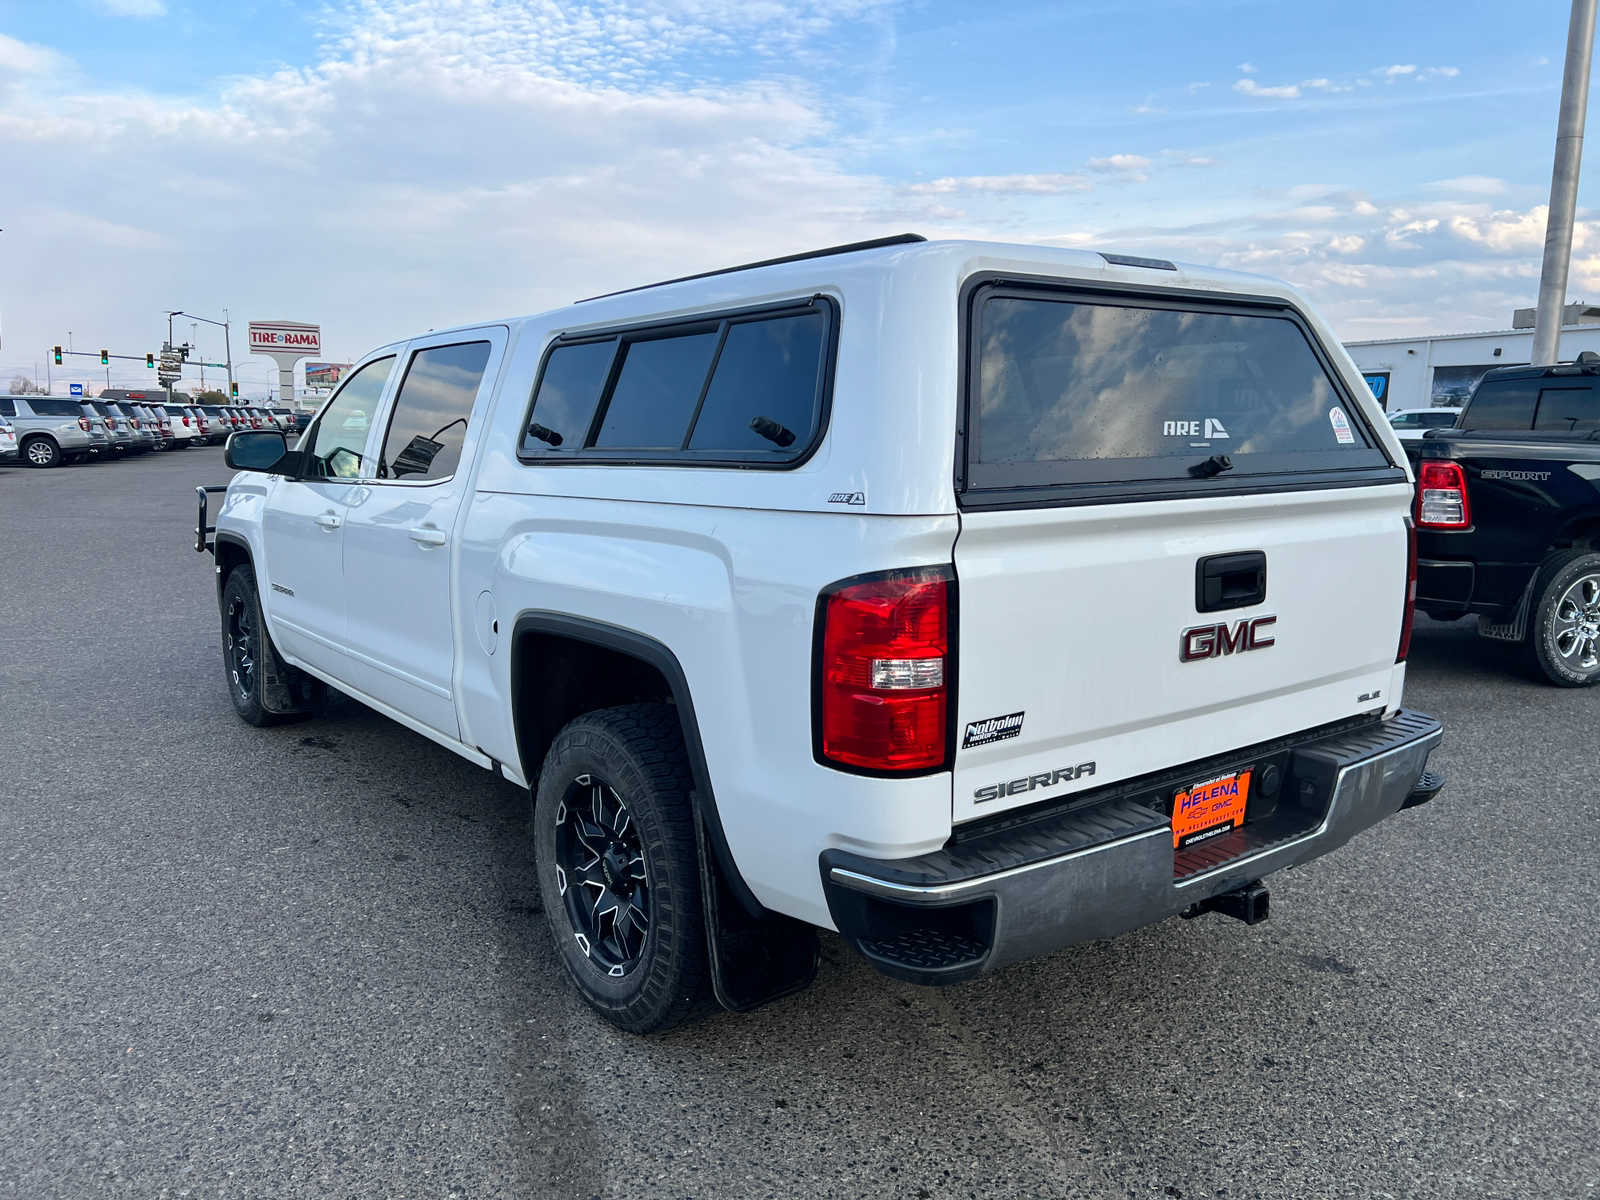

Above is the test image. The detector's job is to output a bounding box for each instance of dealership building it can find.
[1344,302,1600,412]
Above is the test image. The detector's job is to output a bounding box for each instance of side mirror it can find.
[225,429,288,473]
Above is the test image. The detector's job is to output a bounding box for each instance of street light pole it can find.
[223,308,234,397]
[1533,0,1599,365]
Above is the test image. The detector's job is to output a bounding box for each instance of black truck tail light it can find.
[1417,460,1470,529]
[815,566,953,774]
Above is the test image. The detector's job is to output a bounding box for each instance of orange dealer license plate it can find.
[1172,769,1252,850]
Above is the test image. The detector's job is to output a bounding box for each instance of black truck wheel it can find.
[1527,549,1600,687]
[221,565,287,725]
[532,703,711,1033]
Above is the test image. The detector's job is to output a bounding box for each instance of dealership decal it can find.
[962,711,1025,749]
[827,491,866,506]
[1328,406,1355,445]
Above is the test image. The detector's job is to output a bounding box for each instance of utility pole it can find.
[1533,0,1599,365]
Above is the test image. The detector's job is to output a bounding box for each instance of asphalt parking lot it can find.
[2,449,1597,1200]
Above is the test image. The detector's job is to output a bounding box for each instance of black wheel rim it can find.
[553,774,650,977]
[225,594,258,701]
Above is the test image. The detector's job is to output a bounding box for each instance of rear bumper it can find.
[821,709,1443,985]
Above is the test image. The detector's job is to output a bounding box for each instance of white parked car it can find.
[1388,406,1462,442]
[199,235,1445,1032]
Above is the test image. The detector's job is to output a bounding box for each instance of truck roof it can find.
[394,237,1314,349]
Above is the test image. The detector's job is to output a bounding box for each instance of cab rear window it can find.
[961,285,1390,498]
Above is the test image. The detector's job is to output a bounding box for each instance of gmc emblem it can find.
[1181,615,1277,662]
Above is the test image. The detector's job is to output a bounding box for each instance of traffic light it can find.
[99,349,109,365]
[52,346,62,365]
[229,381,239,398]
[146,353,154,368]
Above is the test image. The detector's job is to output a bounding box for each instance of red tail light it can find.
[1416,460,1470,529]
[182,414,191,426]
[1397,515,1418,663]
[816,566,953,773]
[130,417,140,429]
[78,416,91,431]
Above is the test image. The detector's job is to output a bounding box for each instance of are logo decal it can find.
[1162,418,1230,439]
[827,491,866,506]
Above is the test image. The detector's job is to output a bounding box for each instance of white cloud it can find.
[1234,78,1300,100]
[1237,62,1256,74]
[1327,234,1365,254]
[1379,64,1417,79]
[909,172,1091,195]
[1087,153,1151,172]
[1186,81,1211,92]
[1445,206,1562,254]
[1419,65,1460,80]
[1131,94,1165,115]
[97,0,167,14]
[0,33,66,75]
[1428,175,1508,196]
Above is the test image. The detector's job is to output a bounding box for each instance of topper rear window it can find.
[960,283,1392,501]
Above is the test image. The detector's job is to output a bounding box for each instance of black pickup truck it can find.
[1408,359,1600,686]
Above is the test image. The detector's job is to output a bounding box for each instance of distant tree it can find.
[196,389,228,404]
[8,375,44,394]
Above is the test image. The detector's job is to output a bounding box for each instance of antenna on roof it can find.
[577,234,926,303]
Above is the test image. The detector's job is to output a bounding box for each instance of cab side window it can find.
[303,356,395,479]
[376,342,492,481]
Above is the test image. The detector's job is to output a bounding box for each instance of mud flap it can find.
[257,619,323,715]
[693,801,818,1013]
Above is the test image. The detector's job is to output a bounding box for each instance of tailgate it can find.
[950,279,1408,823]
[952,486,1409,821]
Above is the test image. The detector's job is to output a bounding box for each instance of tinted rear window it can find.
[28,398,84,417]
[521,299,834,464]
[593,330,719,449]
[687,311,826,453]
[1461,380,1536,431]
[520,340,615,453]
[1533,385,1600,433]
[965,289,1385,492]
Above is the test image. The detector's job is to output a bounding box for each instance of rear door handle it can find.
[314,512,342,531]
[408,526,448,548]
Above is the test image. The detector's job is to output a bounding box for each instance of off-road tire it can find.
[1526,548,1600,687]
[533,703,711,1033]
[220,565,285,725]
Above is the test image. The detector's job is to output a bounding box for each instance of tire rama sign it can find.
[249,320,321,403]
[249,321,321,354]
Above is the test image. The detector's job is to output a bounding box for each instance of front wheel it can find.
[1527,549,1600,686]
[532,704,711,1033]
[220,565,285,725]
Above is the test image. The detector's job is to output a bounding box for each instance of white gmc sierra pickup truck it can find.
[197,235,1445,1032]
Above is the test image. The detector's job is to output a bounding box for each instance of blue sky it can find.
[0,0,1591,396]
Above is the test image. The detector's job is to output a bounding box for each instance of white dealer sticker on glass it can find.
[1328,406,1355,445]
